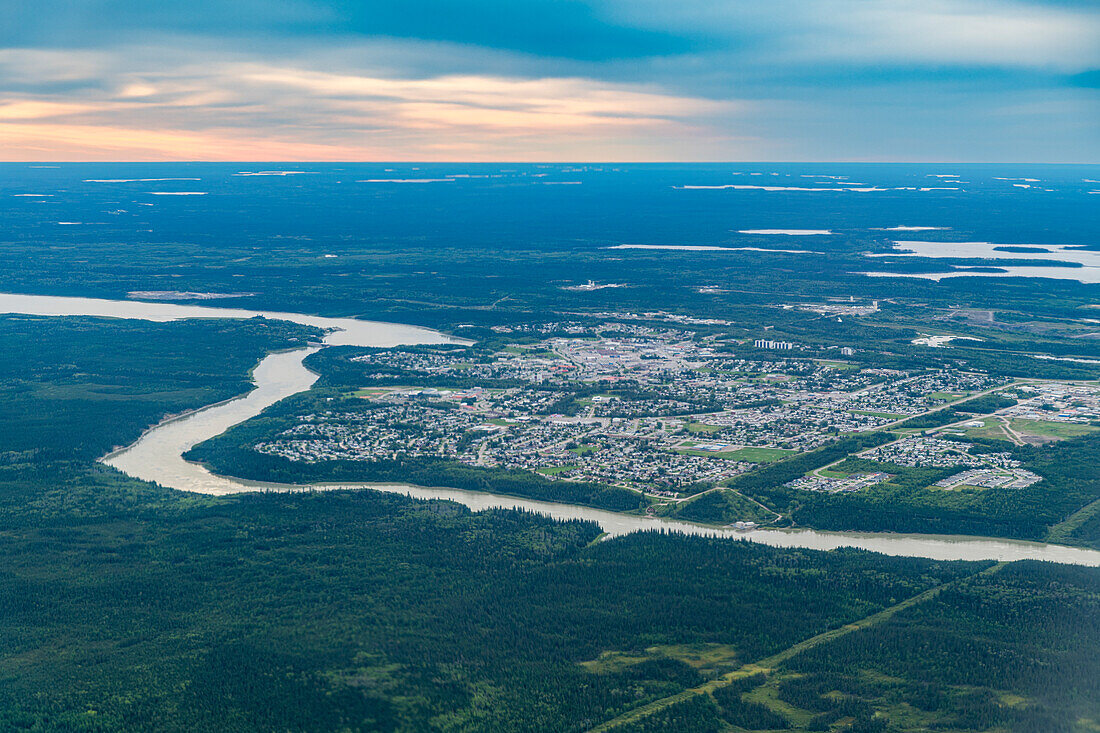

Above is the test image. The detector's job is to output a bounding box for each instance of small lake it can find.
[862,240,1100,283]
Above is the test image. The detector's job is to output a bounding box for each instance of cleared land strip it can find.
[1047,495,1100,544]
[587,562,1007,732]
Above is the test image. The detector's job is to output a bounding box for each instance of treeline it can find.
[671,489,777,526]
[613,562,1100,733]
[189,441,645,512]
[713,684,791,730]
[0,315,318,467]
[952,393,1018,413]
[777,433,1100,541]
[781,562,1100,732]
[610,695,723,732]
[0,480,978,732]
[533,383,724,418]
[183,391,643,512]
[306,345,528,391]
[725,432,894,499]
[896,393,1018,430]
[846,347,1099,381]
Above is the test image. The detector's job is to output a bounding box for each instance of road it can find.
[587,562,1007,732]
[809,382,1018,478]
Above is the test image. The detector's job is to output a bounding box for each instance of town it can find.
[246,319,1099,505]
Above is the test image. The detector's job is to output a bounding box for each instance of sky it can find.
[0,0,1097,162]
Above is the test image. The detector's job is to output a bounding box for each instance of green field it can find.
[352,387,391,398]
[961,422,1010,441]
[1011,418,1100,440]
[537,464,578,476]
[685,422,724,434]
[814,359,859,370]
[927,391,966,401]
[726,446,797,463]
[964,418,1100,443]
[671,488,778,525]
[677,448,740,460]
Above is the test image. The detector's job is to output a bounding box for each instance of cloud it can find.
[0,122,375,160]
[237,66,733,125]
[0,0,1097,161]
[805,0,1100,70]
[0,100,97,119]
[608,0,1100,75]
[0,0,688,60]
[1070,70,1100,88]
[0,51,755,160]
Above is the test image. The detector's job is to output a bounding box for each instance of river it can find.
[4,291,1099,566]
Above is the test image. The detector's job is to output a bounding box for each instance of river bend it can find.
[3,292,1098,566]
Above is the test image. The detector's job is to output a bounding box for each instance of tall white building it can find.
[754,339,794,350]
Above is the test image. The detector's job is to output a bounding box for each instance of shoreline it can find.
[100,346,319,461]
[1,290,1096,566]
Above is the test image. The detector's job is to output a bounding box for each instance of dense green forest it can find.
[0,488,985,732]
[728,435,1100,545]
[0,316,1097,731]
[774,561,1100,732]
[598,562,1100,732]
[893,394,1018,430]
[0,315,318,465]
[669,488,778,526]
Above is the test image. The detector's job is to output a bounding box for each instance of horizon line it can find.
[3,160,1099,166]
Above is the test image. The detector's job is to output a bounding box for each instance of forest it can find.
[0,314,318,467]
[0,314,1095,730]
[736,435,1100,545]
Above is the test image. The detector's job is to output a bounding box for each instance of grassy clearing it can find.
[727,447,797,463]
[672,488,778,525]
[653,644,742,676]
[1046,495,1100,544]
[352,387,392,398]
[580,651,651,674]
[743,675,816,727]
[580,643,741,679]
[676,448,743,460]
[927,391,965,401]
[589,564,1006,732]
[815,360,859,370]
[536,465,577,476]
[1011,418,1100,440]
[963,423,1010,441]
[964,417,1100,444]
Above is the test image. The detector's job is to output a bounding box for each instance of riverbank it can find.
[3,291,1099,566]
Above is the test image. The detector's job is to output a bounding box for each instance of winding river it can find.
[4,292,1099,566]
